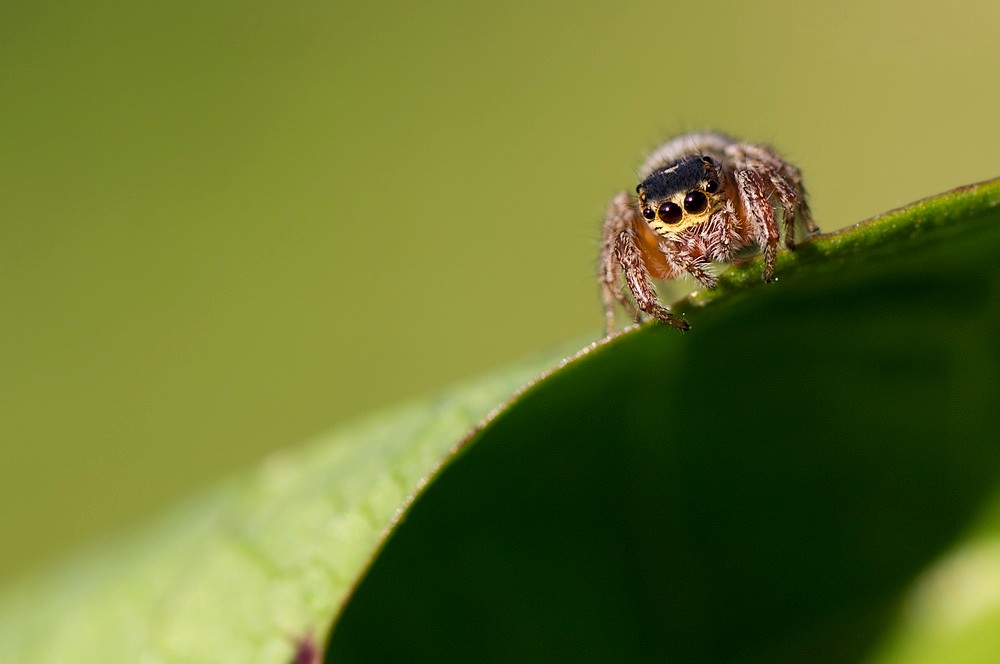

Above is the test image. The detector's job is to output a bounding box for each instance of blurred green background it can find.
[1,0,998,584]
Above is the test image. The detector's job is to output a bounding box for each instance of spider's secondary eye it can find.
[641,207,655,221]
[657,201,683,224]
[705,179,720,194]
[684,191,708,214]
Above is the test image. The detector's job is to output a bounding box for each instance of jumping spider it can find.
[600,132,819,334]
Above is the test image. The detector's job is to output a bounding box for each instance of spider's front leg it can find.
[615,230,691,332]
[613,230,691,333]
[734,169,780,282]
[600,193,641,335]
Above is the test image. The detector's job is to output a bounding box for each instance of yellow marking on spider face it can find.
[649,209,713,236]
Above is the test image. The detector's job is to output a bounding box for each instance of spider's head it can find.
[635,155,724,235]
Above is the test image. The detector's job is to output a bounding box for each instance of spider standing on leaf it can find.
[600,132,820,335]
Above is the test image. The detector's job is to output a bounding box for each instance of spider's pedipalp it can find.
[702,201,742,260]
[668,239,718,290]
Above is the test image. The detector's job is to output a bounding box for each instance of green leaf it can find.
[0,353,566,663]
[3,179,1000,663]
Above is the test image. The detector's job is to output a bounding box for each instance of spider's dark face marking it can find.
[641,156,715,199]
[635,156,724,235]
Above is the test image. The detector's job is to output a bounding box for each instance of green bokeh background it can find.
[1,0,998,583]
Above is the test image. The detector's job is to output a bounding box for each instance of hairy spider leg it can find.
[600,193,641,333]
[733,144,819,246]
[734,169,780,282]
[614,229,691,332]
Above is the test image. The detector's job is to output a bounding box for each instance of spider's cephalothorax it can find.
[599,132,819,334]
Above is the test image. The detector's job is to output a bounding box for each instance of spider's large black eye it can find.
[657,201,683,224]
[684,191,708,214]
[705,179,720,194]
[641,207,655,221]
